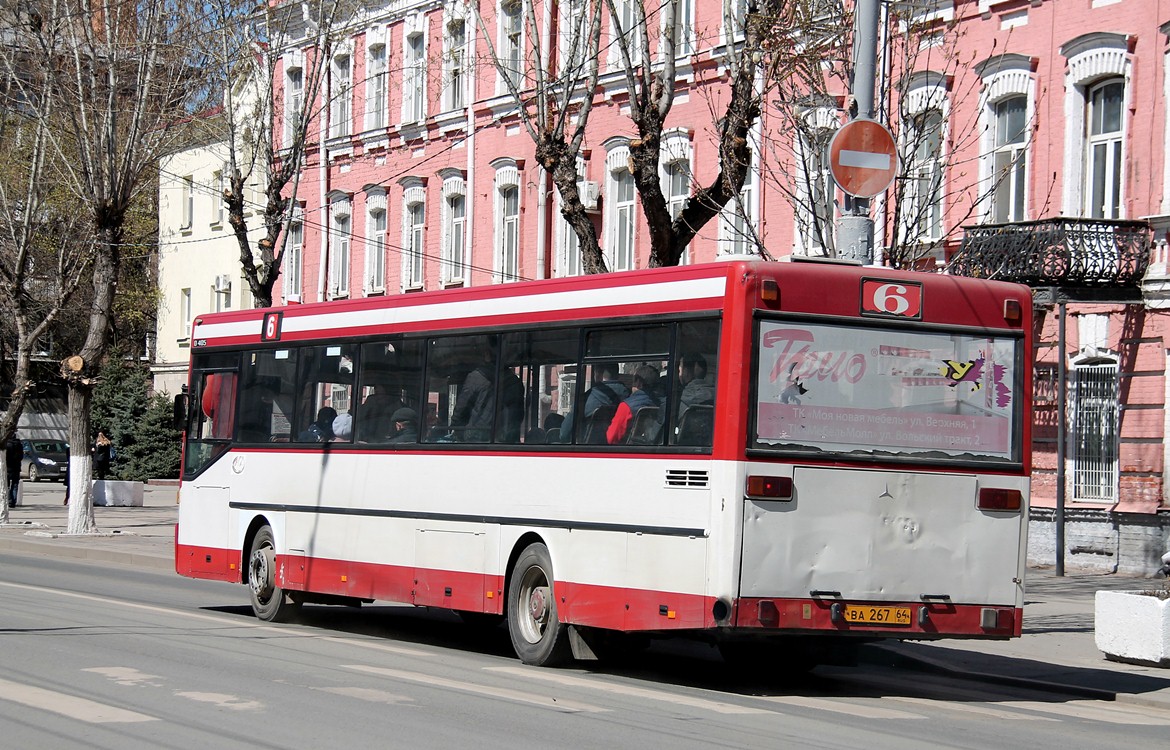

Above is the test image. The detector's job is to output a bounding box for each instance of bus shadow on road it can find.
[203,601,1170,704]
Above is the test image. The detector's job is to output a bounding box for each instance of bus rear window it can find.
[753,320,1021,463]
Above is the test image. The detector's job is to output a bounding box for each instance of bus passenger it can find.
[388,408,419,443]
[678,353,714,417]
[560,362,628,442]
[607,365,662,445]
[298,407,337,442]
[357,384,403,442]
[332,413,353,442]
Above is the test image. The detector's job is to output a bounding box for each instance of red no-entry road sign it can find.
[829,118,898,199]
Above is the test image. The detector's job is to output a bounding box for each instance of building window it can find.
[560,0,588,76]
[719,148,757,256]
[992,96,1027,223]
[443,190,467,284]
[403,195,425,290]
[610,0,639,68]
[211,169,224,226]
[1085,78,1124,219]
[366,43,387,131]
[500,0,524,90]
[330,54,352,139]
[667,0,694,56]
[285,63,303,143]
[444,18,466,110]
[499,186,520,282]
[330,197,351,298]
[180,288,192,336]
[1071,359,1119,502]
[367,208,386,293]
[404,32,427,123]
[556,157,587,277]
[609,169,635,271]
[905,109,944,242]
[181,175,193,229]
[285,221,303,299]
[664,160,689,263]
[793,107,836,256]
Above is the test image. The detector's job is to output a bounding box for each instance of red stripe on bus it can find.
[176,546,1020,638]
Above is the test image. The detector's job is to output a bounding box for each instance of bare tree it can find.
[762,2,1040,268]
[205,0,355,308]
[14,0,211,533]
[473,0,785,272]
[0,42,91,520]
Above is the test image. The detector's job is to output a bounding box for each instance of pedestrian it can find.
[93,429,113,481]
[5,434,23,508]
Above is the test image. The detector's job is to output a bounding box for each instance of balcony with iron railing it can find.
[947,217,1152,301]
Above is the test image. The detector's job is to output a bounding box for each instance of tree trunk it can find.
[65,381,98,535]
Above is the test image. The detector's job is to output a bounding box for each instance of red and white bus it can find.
[175,259,1031,667]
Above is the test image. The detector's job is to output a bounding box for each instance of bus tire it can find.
[247,526,301,623]
[507,543,571,666]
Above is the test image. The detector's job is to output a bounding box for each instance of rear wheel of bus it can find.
[247,525,301,623]
[507,543,571,666]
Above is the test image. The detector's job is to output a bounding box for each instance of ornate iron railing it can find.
[948,217,1151,288]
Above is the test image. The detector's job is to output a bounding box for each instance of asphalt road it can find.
[2,550,1169,749]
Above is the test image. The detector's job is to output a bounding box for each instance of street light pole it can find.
[837,0,882,265]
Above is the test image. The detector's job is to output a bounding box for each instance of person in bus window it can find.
[299,407,337,442]
[607,365,662,445]
[331,413,353,442]
[678,353,715,417]
[388,407,419,443]
[451,344,502,442]
[357,384,403,442]
[560,362,629,442]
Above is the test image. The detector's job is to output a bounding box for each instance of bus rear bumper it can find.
[732,597,1021,638]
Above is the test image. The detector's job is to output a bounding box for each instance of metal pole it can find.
[1056,302,1067,576]
[836,0,881,265]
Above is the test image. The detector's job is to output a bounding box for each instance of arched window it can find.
[328,194,352,298]
[604,141,635,271]
[401,180,426,290]
[441,172,467,284]
[493,161,521,282]
[365,189,387,294]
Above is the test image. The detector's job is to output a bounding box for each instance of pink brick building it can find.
[268,0,1170,572]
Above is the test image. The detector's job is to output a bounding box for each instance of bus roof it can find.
[190,260,1030,349]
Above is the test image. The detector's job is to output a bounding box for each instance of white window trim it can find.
[493,161,521,282]
[719,129,760,256]
[975,55,1034,223]
[329,195,352,298]
[284,217,304,302]
[365,189,388,295]
[330,49,353,140]
[365,30,388,132]
[283,50,305,146]
[792,106,837,257]
[603,141,636,271]
[401,181,427,291]
[660,0,694,59]
[1059,33,1130,216]
[555,156,587,276]
[443,13,467,111]
[608,0,640,71]
[441,172,467,284]
[498,0,525,93]
[899,73,949,246]
[402,15,428,125]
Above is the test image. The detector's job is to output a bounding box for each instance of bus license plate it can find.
[844,605,912,626]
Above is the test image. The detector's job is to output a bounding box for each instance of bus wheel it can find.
[247,526,300,623]
[507,543,571,666]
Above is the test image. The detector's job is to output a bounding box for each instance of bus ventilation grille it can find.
[665,469,709,488]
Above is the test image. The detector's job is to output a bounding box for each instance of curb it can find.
[0,536,173,572]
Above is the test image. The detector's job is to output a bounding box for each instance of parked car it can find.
[21,439,68,482]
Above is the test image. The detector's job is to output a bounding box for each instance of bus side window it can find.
[238,349,298,443]
[294,344,357,443]
[357,339,424,443]
[671,319,720,448]
[500,329,579,446]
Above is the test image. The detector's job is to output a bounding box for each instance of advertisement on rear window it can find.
[754,321,1019,462]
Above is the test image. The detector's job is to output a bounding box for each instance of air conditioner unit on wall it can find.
[214,274,232,293]
[580,181,600,213]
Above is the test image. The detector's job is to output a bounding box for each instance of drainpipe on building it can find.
[1056,301,1067,576]
[317,100,330,304]
[465,18,477,285]
[534,1,553,280]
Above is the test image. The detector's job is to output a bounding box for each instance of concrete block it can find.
[1095,590,1170,667]
[92,480,144,507]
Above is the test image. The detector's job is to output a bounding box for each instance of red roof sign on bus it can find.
[829,119,898,199]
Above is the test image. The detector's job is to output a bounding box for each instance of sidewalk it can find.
[2,480,1169,708]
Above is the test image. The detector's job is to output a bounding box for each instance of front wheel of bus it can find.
[248,526,300,623]
[507,543,571,666]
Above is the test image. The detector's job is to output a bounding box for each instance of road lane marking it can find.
[0,677,157,724]
[343,664,608,713]
[885,696,1057,721]
[486,666,770,715]
[83,667,164,688]
[1002,700,1170,726]
[0,580,437,657]
[317,686,414,705]
[173,691,264,711]
[759,695,924,720]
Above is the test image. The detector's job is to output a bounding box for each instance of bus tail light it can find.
[1003,299,1022,323]
[978,487,1022,511]
[746,475,793,500]
[760,278,780,306]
